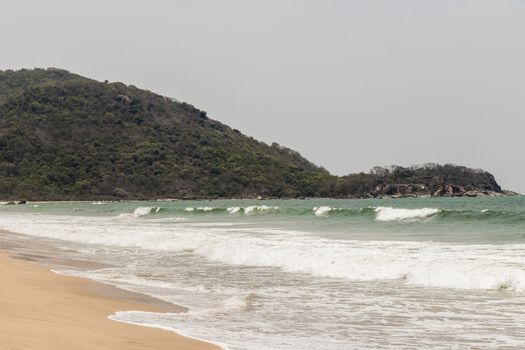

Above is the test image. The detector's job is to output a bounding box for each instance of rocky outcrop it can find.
[4,200,27,205]
[349,164,519,199]
[363,183,518,199]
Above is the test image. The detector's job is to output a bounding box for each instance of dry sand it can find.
[0,250,220,350]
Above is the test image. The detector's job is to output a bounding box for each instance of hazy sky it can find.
[2,0,524,192]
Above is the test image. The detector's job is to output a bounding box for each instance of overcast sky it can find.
[2,0,524,192]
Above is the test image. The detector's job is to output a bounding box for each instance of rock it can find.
[113,187,130,198]
[117,94,132,104]
[502,190,521,196]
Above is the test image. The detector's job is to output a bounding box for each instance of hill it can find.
[0,68,514,200]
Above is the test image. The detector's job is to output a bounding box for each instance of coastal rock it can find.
[502,190,521,196]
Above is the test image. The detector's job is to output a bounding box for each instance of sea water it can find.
[1,197,524,349]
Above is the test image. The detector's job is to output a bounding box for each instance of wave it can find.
[107,311,232,350]
[117,206,161,219]
[57,268,212,294]
[437,209,525,223]
[184,207,218,212]
[374,207,440,221]
[184,294,255,316]
[313,206,439,221]
[187,234,525,291]
[313,206,372,218]
[2,213,525,291]
[313,206,333,216]
[227,207,241,214]
[243,205,279,214]
[313,206,525,223]
[183,205,279,215]
[107,204,525,224]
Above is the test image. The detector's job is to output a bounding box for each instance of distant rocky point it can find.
[355,164,519,199]
[0,68,518,200]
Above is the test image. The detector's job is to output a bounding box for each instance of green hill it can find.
[0,68,334,200]
[0,68,510,200]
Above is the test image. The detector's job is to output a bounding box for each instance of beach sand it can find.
[0,250,220,350]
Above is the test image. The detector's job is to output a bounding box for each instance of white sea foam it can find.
[108,311,232,350]
[197,207,214,212]
[183,294,253,316]
[152,217,188,222]
[62,268,211,294]
[227,207,241,214]
[117,206,160,219]
[374,206,439,221]
[2,212,525,291]
[312,206,358,216]
[184,206,278,215]
[243,206,278,214]
[313,206,332,216]
[194,237,525,291]
[185,207,215,212]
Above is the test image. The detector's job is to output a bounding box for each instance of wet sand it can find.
[0,249,220,350]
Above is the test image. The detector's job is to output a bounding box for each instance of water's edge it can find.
[0,230,227,350]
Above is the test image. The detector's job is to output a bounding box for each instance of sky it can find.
[1,0,524,192]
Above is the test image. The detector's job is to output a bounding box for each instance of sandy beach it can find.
[0,250,220,350]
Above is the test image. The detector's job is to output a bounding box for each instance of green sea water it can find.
[3,195,524,242]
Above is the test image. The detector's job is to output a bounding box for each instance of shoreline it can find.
[0,247,221,350]
[0,190,521,204]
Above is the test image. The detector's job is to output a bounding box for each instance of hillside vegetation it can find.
[0,68,510,200]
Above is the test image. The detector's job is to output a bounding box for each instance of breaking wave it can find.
[183,205,280,215]
[3,212,525,292]
[374,207,440,221]
[111,205,525,224]
[313,206,439,221]
[117,206,161,218]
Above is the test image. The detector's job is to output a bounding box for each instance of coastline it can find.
[0,189,521,206]
[0,247,220,350]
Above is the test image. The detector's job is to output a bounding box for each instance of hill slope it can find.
[0,68,512,200]
[0,68,333,200]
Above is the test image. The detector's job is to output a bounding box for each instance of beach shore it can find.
[0,250,220,350]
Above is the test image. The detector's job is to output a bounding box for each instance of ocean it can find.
[1,196,524,349]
